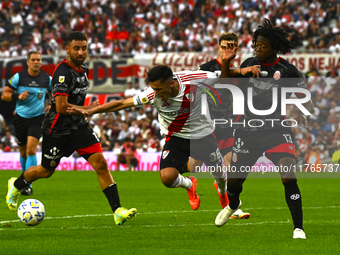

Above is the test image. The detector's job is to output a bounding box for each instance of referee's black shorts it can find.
[13,113,45,146]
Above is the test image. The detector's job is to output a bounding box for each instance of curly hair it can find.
[252,18,294,54]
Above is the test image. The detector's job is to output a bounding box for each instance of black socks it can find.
[103,183,121,213]
[14,174,30,190]
[284,179,303,230]
[227,185,243,210]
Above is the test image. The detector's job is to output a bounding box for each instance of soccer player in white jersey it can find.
[67,64,231,214]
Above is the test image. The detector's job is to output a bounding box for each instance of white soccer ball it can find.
[17,199,45,226]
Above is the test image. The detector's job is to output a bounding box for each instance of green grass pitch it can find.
[1,170,339,255]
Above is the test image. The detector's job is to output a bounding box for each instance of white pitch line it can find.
[1,219,340,232]
[1,205,340,226]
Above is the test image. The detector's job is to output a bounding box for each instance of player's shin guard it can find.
[14,174,31,190]
[103,183,121,213]
[284,179,303,230]
[227,185,243,210]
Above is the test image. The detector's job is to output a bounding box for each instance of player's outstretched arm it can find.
[67,97,135,116]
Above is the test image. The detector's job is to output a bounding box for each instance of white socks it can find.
[171,174,192,189]
[212,170,227,194]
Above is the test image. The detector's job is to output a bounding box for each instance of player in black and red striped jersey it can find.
[6,31,137,226]
[214,19,312,239]
[188,32,252,219]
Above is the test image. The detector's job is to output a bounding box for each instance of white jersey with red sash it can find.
[133,71,219,139]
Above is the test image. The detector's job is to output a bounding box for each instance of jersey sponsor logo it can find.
[44,147,62,160]
[162,150,170,159]
[77,77,87,83]
[274,71,281,80]
[235,137,244,149]
[164,107,190,117]
[59,76,65,82]
[290,194,300,200]
[72,87,88,95]
[29,81,38,86]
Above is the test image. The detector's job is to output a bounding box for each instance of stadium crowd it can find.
[0,0,340,56]
[1,0,340,166]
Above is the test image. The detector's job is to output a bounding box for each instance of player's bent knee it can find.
[160,168,178,188]
[40,167,55,178]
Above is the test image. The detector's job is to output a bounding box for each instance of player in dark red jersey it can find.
[6,32,137,226]
[215,19,311,239]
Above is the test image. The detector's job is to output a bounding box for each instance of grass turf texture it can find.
[1,170,339,255]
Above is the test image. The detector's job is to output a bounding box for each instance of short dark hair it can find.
[67,31,87,44]
[252,18,294,54]
[27,51,41,60]
[219,32,239,44]
[145,65,173,84]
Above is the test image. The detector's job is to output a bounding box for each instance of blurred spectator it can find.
[117,137,139,171]
[90,36,104,58]
[1,129,18,152]
[124,81,141,98]
[304,145,322,171]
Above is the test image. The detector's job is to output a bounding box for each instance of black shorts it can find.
[231,128,297,171]
[41,124,103,170]
[160,134,222,174]
[213,127,235,156]
[13,113,45,146]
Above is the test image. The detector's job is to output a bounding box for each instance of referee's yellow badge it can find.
[59,76,65,82]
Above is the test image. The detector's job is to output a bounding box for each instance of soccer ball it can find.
[17,199,45,226]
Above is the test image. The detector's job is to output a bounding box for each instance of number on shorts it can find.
[283,134,293,144]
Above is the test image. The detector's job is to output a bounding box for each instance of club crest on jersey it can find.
[9,76,14,84]
[59,76,65,82]
[185,93,194,102]
[38,93,43,99]
[142,97,149,104]
[261,71,268,77]
[273,71,281,80]
[162,150,170,159]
